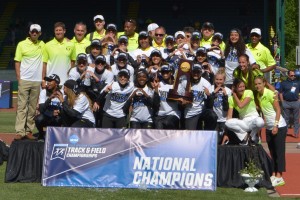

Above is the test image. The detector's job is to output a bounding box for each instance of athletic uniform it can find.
[153,81,180,129]
[61,93,95,127]
[226,90,264,142]
[100,81,134,128]
[257,88,287,174]
[184,78,217,130]
[128,86,154,128]
[111,64,135,82]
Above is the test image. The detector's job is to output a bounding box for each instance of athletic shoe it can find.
[272,177,285,187]
[270,176,276,182]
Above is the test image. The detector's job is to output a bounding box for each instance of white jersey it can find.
[129,47,155,60]
[130,86,154,123]
[103,81,134,118]
[184,78,212,118]
[211,85,232,122]
[157,81,180,118]
[71,93,95,124]
[87,54,111,66]
[111,64,135,82]
[92,68,114,85]
[68,66,94,86]
[225,48,256,84]
[38,88,64,104]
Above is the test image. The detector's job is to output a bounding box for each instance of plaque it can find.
[168,59,193,102]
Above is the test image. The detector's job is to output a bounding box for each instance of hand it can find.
[272,126,278,135]
[105,83,113,92]
[93,102,100,111]
[56,91,64,103]
[41,80,46,89]
[203,87,210,96]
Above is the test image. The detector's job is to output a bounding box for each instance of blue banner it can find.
[42,127,217,190]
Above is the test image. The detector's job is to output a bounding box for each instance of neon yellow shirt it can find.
[233,68,263,90]
[43,38,76,84]
[229,90,258,119]
[85,30,106,41]
[246,42,276,70]
[14,37,45,81]
[257,88,286,129]
[200,37,225,51]
[71,37,91,55]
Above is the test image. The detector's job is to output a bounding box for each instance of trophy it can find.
[168,59,193,103]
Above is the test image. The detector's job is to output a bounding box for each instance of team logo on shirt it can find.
[159,90,169,101]
[111,92,130,103]
[192,90,204,102]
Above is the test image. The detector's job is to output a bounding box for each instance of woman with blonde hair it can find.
[57,79,95,127]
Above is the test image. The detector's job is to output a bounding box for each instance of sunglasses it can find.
[177,36,185,39]
[78,61,87,65]
[186,35,191,38]
[30,30,39,34]
[155,33,164,37]
[95,61,106,65]
[289,75,296,77]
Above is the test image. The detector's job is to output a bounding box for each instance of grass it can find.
[0,162,276,200]
[0,112,16,133]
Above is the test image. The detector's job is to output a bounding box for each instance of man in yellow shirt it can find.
[200,22,225,51]
[246,28,276,81]
[153,26,166,50]
[71,22,90,56]
[86,15,106,41]
[118,19,139,52]
[14,24,45,140]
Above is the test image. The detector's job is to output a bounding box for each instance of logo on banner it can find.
[51,144,68,160]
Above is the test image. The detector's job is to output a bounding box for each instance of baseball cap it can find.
[95,55,106,64]
[174,31,185,39]
[118,35,128,43]
[64,79,79,94]
[118,68,130,77]
[192,64,202,71]
[147,23,159,32]
[212,32,223,40]
[139,31,149,38]
[150,49,162,57]
[30,24,41,32]
[161,64,172,72]
[196,47,207,54]
[93,15,105,21]
[165,35,175,43]
[202,22,214,30]
[76,53,88,62]
[44,74,60,84]
[117,52,128,60]
[106,23,117,31]
[85,39,101,53]
[191,31,201,40]
[250,28,261,36]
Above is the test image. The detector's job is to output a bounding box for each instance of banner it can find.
[42,127,217,190]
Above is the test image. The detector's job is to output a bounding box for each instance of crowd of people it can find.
[14,14,300,188]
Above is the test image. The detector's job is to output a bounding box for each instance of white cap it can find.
[93,15,105,21]
[250,28,261,36]
[30,24,41,32]
[147,23,159,32]
[174,31,185,39]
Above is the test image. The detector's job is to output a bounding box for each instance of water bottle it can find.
[107,44,114,55]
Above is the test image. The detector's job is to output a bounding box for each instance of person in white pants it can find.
[225,78,264,145]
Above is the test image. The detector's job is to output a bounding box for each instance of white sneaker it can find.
[270,176,276,182]
[272,177,285,187]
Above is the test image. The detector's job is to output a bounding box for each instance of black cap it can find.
[212,32,223,40]
[161,64,172,72]
[118,35,128,43]
[202,22,214,30]
[64,79,79,94]
[192,64,202,71]
[117,52,128,60]
[76,53,88,62]
[165,35,175,43]
[150,49,162,57]
[95,55,106,64]
[139,31,149,38]
[44,74,60,84]
[118,68,130,77]
[191,31,201,40]
[196,47,207,55]
[106,23,117,31]
[86,39,102,53]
